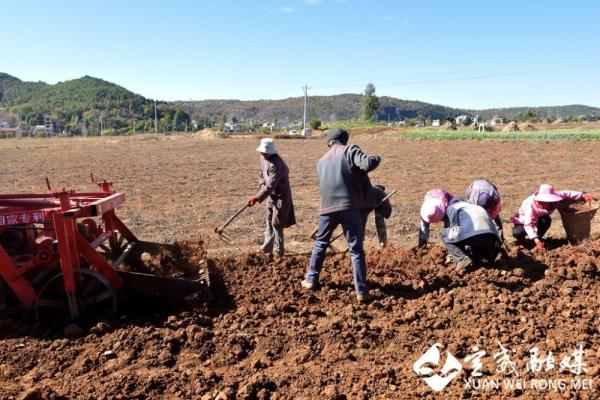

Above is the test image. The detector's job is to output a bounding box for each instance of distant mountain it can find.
[0,73,190,134]
[182,95,600,124]
[476,105,600,121]
[2,72,599,135]
[0,73,148,116]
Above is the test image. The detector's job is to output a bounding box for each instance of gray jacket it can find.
[316,143,380,215]
[441,200,500,244]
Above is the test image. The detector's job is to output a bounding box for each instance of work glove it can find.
[247,197,258,207]
[534,238,544,250]
[583,193,596,203]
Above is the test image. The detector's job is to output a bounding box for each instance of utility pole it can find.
[302,84,310,135]
[154,100,158,134]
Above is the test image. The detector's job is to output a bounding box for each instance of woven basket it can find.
[558,201,599,244]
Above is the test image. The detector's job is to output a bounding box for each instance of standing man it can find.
[301,128,381,302]
[247,138,296,256]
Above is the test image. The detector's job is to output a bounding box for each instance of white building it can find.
[33,125,55,136]
[490,116,505,125]
[432,119,441,127]
[224,122,240,132]
[455,115,471,125]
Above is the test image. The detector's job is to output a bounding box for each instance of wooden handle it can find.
[216,204,249,232]
[377,189,398,207]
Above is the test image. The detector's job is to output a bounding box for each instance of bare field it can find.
[1,134,598,255]
[2,133,600,399]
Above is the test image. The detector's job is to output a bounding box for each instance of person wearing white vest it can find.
[441,198,501,272]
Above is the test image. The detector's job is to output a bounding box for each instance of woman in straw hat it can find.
[511,184,596,249]
[247,138,296,256]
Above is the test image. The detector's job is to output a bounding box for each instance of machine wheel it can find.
[35,268,118,324]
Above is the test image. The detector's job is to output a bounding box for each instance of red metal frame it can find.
[0,180,133,317]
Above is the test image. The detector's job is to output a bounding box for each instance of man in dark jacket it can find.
[301,128,381,302]
[248,138,296,256]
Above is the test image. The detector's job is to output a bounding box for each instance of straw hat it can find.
[534,184,563,203]
[256,138,277,155]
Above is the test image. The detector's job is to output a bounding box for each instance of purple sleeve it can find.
[558,190,584,201]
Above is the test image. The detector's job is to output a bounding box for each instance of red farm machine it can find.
[0,177,210,325]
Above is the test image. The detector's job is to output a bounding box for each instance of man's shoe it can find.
[455,257,472,272]
[356,293,370,303]
[301,279,317,290]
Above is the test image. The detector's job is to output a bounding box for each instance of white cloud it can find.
[303,0,323,4]
[383,14,396,21]
[280,6,295,13]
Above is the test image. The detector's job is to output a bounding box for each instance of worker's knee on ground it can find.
[512,224,525,240]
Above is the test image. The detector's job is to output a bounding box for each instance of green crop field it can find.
[398,129,600,140]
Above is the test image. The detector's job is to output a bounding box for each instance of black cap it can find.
[326,128,349,145]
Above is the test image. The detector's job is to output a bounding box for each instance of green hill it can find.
[0,73,190,135]
[2,72,598,135]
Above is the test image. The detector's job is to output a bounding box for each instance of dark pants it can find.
[445,233,500,265]
[305,208,368,295]
[512,215,551,242]
[261,207,284,255]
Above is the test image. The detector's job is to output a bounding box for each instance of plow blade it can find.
[118,271,211,302]
[116,240,211,303]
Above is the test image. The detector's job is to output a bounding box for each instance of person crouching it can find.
[511,184,595,250]
[441,198,501,272]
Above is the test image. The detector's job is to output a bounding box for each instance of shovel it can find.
[214,204,249,244]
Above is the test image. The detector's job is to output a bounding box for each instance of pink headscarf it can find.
[420,189,453,223]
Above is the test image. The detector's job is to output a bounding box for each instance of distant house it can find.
[0,126,22,137]
[33,125,56,136]
[432,119,441,127]
[301,128,312,137]
[455,115,471,125]
[490,116,505,125]
[396,120,406,126]
[224,122,240,133]
[262,122,277,132]
[0,121,10,129]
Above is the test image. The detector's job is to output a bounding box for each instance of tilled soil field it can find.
[1,134,600,399]
[0,134,598,256]
[2,237,600,399]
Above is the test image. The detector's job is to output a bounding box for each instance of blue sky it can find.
[1,0,599,109]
